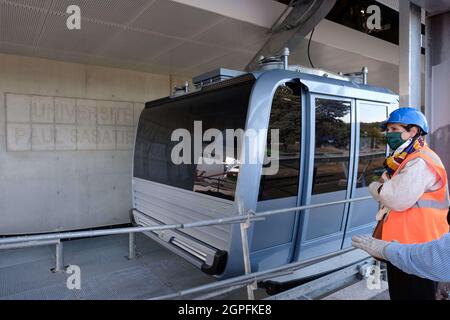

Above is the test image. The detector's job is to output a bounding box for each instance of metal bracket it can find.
[171,81,189,97]
[246,0,337,71]
[339,67,369,84]
[359,261,387,277]
[249,278,258,291]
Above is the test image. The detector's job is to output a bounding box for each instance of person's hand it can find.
[369,181,383,199]
[375,206,390,221]
[351,234,390,261]
[436,282,450,300]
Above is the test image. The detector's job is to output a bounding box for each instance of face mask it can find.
[386,132,408,150]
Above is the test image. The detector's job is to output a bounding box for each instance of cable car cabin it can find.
[131,68,398,279]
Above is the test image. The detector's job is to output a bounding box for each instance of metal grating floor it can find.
[0,234,216,300]
[0,233,391,300]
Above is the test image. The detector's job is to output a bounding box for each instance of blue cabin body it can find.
[132,69,398,279]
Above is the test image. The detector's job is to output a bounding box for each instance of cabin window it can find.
[356,104,388,188]
[134,78,255,201]
[312,98,352,195]
[258,83,302,201]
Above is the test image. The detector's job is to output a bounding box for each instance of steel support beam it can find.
[399,0,423,108]
[245,0,336,71]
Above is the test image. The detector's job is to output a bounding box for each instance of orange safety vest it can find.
[382,145,450,244]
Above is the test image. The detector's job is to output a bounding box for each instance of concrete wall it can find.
[0,53,173,235]
[426,11,450,171]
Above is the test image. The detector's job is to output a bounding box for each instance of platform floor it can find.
[0,233,390,300]
[0,233,216,300]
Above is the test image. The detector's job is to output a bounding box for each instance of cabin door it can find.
[250,82,305,270]
[341,102,389,248]
[295,95,355,260]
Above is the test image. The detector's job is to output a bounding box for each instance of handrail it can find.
[0,196,372,245]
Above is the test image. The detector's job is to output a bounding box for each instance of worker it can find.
[351,234,450,299]
[363,107,450,300]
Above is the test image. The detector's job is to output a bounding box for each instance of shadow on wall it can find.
[430,125,450,172]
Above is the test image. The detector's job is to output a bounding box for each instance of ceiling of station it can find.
[0,0,400,92]
[0,0,269,75]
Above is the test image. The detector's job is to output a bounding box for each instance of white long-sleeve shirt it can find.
[369,158,442,211]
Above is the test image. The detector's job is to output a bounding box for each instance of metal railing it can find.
[0,195,373,299]
[150,246,368,300]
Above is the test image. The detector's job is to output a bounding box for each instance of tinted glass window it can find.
[277,0,425,53]
[326,0,400,45]
[134,78,255,201]
[312,99,352,195]
[259,83,302,201]
[356,104,387,188]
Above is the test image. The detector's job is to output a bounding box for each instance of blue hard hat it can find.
[382,107,429,134]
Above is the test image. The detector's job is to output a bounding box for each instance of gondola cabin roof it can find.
[144,69,398,110]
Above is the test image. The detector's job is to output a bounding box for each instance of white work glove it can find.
[369,181,383,202]
[375,206,390,221]
[351,234,390,261]
[369,171,390,202]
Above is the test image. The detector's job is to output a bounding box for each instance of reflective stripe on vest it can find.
[413,197,450,209]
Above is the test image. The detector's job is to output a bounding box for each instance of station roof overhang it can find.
[409,0,450,16]
[0,0,406,93]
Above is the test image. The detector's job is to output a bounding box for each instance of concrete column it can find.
[399,0,422,108]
